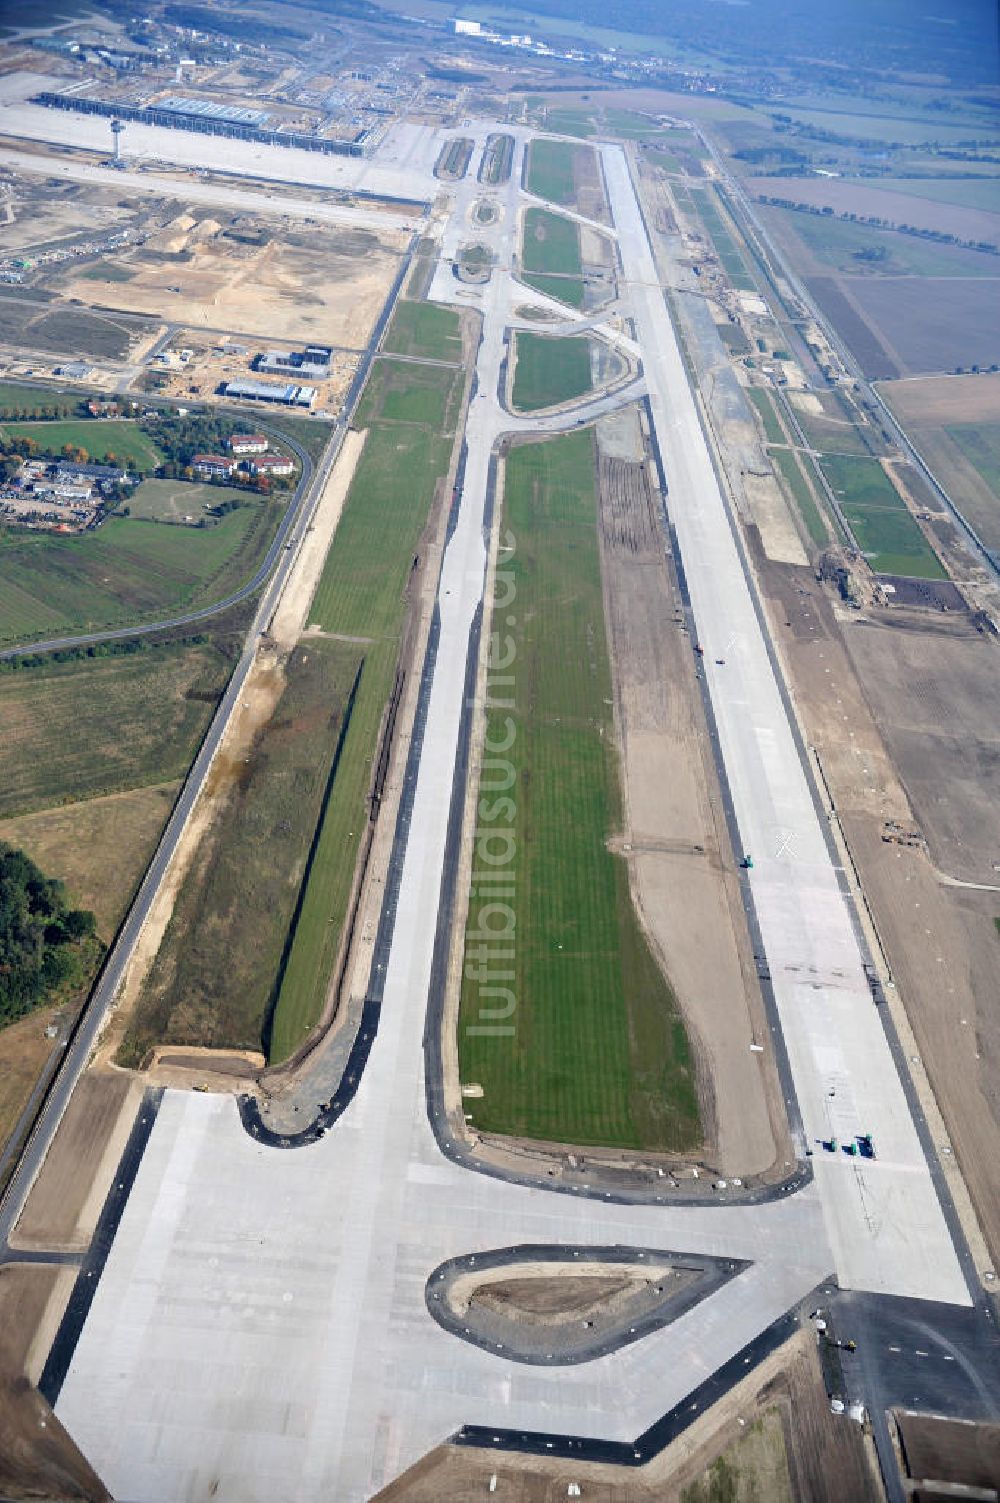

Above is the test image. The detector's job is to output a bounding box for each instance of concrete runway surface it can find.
[48,126,972,1501]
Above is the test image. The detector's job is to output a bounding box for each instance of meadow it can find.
[0,642,234,819]
[381,299,463,363]
[525,139,580,206]
[520,207,586,308]
[1,418,162,469]
[0,504,280,646]
[458,430,700,1152]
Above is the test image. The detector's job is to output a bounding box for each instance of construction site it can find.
[0,5,999,1501]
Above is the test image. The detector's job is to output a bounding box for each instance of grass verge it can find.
[381,300,463,363]
[511,332,594,411]
[772,447,829,546]
[689,187,756,291]
[458,431,700,1152]
[747,387,785,446]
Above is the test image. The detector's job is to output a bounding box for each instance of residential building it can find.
[250,453,295,477]
[229,433,269,455]
[192,453,237,478]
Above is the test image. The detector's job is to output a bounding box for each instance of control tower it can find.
[111,117,125,164]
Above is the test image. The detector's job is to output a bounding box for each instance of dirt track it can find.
[12,1072,138,1252]
[597,444,785,1177]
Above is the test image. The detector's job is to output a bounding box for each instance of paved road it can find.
[46,127,831,1503]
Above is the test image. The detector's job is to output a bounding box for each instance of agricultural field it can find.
[750,177,1000,251]
[459,430,700,1152]
[819,454,944,577]
[120,638,362,1066]
[0,418,162,469]
[804,277,900,380]
[511,333,593,412]
[771,446,830,547]
[746,387,785,445]
[877,374,1000,548]
[0,502,283,647]
[871,177,1000,216]
[761,205,1000,280]
[845,275,1000,377]
[266,357,464,1061]
[688,188,755,290]
[0,641,234,818]
[381,300,463,364]
[520,207,586,308]
[127,479,248,523]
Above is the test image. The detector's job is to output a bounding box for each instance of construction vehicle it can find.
[858,1133,876,1159]
[740,854,754,870]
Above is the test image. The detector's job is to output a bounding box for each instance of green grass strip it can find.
[772,447,829,547]
[747,388,785,446]
[511,333,593,411]
[459,430,700,1152]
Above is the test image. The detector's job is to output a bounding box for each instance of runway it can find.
[43,127,972,1501]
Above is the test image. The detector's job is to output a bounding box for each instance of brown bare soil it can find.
[596,442,784,1177]
[474,1275,637,1320]
[0,1264,110,1503]
[755,549,1000,1271]
[574,141,610,225]
[844,275,1000,378]
[375,1329,879,1502]
[878,372,1000,426]
[895,1411,1000,1492]
[12,1072,138,1252]
[60,218,404,348]
[0,782,180,941]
